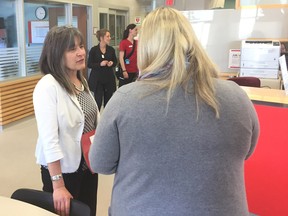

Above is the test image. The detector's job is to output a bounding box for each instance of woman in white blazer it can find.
[33,26,99,216]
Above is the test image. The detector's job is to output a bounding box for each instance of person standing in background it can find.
[33,26,99,216]
[88,29,117,109]
[118,24,138,87]
[89,7,259,216]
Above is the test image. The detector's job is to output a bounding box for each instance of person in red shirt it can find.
[118,24,138,87]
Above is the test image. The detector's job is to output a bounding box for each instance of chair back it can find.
[227,76,261,88]
[11,188,91,216]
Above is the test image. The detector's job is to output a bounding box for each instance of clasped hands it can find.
[100,60,113,67]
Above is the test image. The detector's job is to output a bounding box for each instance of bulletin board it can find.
[28,21,49,44]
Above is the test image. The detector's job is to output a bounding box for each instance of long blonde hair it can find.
[138,7,219,118]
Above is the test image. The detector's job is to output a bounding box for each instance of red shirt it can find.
[119,39,138,73]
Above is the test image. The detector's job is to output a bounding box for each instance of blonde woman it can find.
[89,7,259,216]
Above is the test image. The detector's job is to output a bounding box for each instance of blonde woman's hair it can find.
[138,7,219,118]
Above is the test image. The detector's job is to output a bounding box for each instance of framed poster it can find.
[28,21,49,44]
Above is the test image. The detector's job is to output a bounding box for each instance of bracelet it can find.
[122,70,127,72]
[51,174,63,182]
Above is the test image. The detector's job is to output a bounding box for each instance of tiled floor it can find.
[0,116,114,216]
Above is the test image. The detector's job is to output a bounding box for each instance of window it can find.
[0,0,93,81]
[24,2,66,76]
[0,0,19,80]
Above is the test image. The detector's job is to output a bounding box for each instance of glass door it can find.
[99,8,127,54]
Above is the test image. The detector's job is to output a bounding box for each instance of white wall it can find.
[174,0,211,10]
[182,7,288,72]
[96,1,288,72]
[98,0,149,25]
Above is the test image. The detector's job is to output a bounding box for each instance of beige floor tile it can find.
[0,116,113,216]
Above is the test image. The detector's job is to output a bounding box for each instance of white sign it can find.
[135,16,141,25]
[279,55,288,95]
[228,49,241,69]
[29,21,49,44]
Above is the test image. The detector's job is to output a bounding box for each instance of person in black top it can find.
[88,29,117,109]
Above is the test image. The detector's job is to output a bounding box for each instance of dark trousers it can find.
[41,166,98,216]
[94,78,116,109]
[118,72,138,88]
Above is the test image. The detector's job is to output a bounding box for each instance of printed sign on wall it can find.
[228,49,241,69]
[135,16,141,25]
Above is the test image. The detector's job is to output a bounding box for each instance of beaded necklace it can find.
[73,83,84,92]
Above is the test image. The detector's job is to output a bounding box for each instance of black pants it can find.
[41,166,98,216]
[94,78,116,109]
[118,72,138,88]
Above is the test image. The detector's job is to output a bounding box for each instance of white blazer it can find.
[33,74,98,173]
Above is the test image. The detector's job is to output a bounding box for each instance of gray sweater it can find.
[89,79,259,216]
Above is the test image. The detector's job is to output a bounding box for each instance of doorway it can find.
[99,8,127,55]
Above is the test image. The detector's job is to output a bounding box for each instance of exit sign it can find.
[165,0,174,6]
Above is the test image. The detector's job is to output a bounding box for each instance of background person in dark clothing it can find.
[88,29,117,109]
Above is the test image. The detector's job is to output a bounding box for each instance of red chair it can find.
[227,76,261,88]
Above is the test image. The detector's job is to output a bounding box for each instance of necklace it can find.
[100,45,106,53]
[73,83,84,92]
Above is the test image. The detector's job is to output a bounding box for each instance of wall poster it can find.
[28,21,49,44]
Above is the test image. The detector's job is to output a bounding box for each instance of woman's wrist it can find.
[51,174,63,181]
[52,178,65,190]
[122,70,127,72]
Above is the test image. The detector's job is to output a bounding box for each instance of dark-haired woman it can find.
[118,24,138,87]
[33,26,99,216]
[88,29,117,109]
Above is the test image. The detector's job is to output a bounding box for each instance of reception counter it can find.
[242,86,288,105]
[241,86,288,216]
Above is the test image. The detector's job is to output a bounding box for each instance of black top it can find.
[87,44,117,91]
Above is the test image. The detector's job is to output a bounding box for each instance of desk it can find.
[242,86,288,105]
[218,72,238,80]
[241,87,288,216]
[0,196,57,216]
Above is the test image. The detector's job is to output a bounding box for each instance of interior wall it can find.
[98,0,149,25]
[182,7,288,72]
[96,1,288,73]
[172,0,236,10]
[174,0,209,10]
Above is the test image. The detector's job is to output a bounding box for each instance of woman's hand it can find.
[100,60,108,66]
[123,71,129,79]
[107,61,113,67]
[53,186,73,216]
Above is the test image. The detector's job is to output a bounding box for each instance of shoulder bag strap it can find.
[124,40,136,59]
